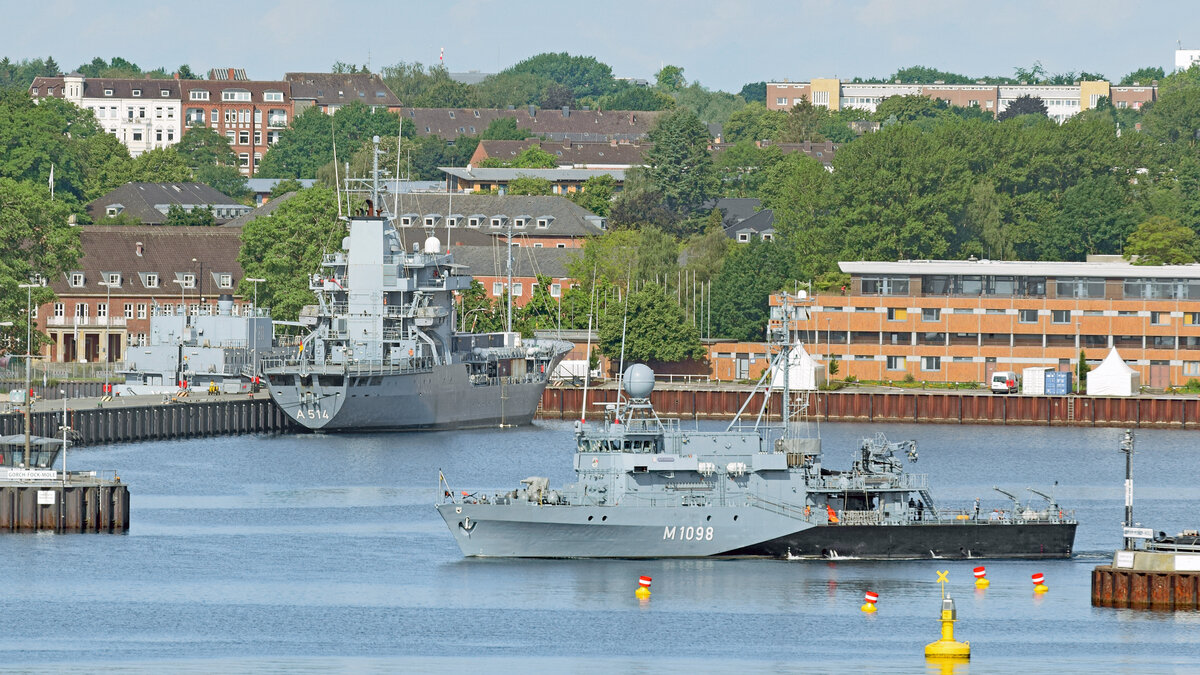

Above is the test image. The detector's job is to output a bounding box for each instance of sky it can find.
[5,0,1199,91]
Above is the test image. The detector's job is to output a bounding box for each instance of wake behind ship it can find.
[262,155,569,432]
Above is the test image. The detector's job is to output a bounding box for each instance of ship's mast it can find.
[506,218,513,333]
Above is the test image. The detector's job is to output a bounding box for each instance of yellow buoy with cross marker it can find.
[925,570,970,660]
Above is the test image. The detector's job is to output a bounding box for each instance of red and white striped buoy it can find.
[636,575,652,599]
[974,566,989,589]
[861,590,878,613]
[1032,572,1047,593]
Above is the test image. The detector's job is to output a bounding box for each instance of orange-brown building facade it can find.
[773,259,1200,388]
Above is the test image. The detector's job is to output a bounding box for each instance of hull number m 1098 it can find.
[663,526,714,541]
[296,408,330,420]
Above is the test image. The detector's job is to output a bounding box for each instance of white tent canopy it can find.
[770,344,827,391]
[1086,347,1142,397]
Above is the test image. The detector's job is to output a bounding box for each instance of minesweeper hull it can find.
[269,361,558,432]
[437,503,1077,560]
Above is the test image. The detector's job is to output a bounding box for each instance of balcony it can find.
[47,316,127,328]
[267,112,288,128]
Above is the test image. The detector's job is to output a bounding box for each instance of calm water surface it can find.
[0,420,1198,673]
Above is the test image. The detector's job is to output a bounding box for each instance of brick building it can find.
[778,258,1200,388]
[37,227,250,363]
[179,76,293,176]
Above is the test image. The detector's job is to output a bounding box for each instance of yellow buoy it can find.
[925,570,969,660]
[861,590,878,613]
[1032,573,1048,594]
[636,575,651,599]
[973,566,989,589]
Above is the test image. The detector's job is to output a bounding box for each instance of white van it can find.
[990,371,1018,394]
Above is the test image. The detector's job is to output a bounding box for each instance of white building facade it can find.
[32,75,184,157]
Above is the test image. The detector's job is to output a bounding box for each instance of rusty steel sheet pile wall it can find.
[1092,566,1200,610]
[540,387,1200,428]
[0,483,129,533]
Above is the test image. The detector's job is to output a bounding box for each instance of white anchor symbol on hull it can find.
[460,517,476,537]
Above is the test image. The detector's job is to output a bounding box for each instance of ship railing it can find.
[1145,540,1200,553]
[912,508,1076,525]
[839,510,883,526]
[257,356,436,376]
[808,472,928,491]
[747,494,815,522]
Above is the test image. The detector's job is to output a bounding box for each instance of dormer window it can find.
[399,213,418,227]
[514,216,530,229]
[190,90,210,101]
[104,89,113,96]
[132,89,142,97]
[219,274,233,289]
[445,216,459,228]
[69,272,85,288]
[423,215,440,227]
[105,272,121,287]
[263,91,283,102]
[221,89,251,102]
[468,216,483,228]
[490,217,505,228]
[183,274,196,289]
[449,111,455,119]
[160,89,170,97]
[536,217,553,229]
[143,273,159,288]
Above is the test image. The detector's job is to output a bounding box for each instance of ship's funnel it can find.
[217,294,233,316]
[623,363,655,399]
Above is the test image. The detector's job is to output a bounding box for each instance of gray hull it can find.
[269,363,556,431]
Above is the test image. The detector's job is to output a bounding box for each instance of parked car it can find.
[990,371,1019,394]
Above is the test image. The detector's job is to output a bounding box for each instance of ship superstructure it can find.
[262,138,569,431]
[437,292,1076,559]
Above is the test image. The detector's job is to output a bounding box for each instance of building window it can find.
[1018,309,1039,323]
[1052,309,1071,324]
[268,131,281,144]
[490,218,503,228]
[137,303,147,319]
[132,131,143,142]
[145,273,159,288]
[190,90,210,101]
[239,153,250,167]
[776,97,788,106]
[69,272,84,287]
[54,303,64,318]
[492,282,503,296]
[219,274,233,289]
[468,217,482,228]
[156,129,163,142]
[512,283,523,296]
[886,355,905,371]
[862,276,910,295]
[239,130,250,144]
[264,91,283,102]
[1056,277,1105,298]
[921,356,941,372]
[186,108,206,125]
[221,90,251,102]
[1185,312,1200,325]
[550,283,562,298]
[1151,311,1168,326]
[124,303,134,319]
[536,218,551,228]
[921,308,940,322]
[887,308,907,321]
[183,274,196,289]
[254,130,261,145]
[1186,361,1200,376]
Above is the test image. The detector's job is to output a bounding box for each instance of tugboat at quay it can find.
[262,139,570,431]
[438,292,1077,559]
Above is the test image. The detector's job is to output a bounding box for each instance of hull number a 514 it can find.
[664,525,714,541]
[296,408,330,420]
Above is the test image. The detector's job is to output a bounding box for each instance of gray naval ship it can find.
[261,142,570,431]
[438,293,1077,559]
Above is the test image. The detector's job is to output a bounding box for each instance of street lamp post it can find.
[99,278,113,395]
[245,277,265,390]
[18,282,40,467]
[60,390,68,486]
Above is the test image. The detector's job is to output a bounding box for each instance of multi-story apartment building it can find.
[31,74,183,155]
[179,78,293,176]
[766,79,1157,122]
[778,258,1200,388]
[37,227,249,364]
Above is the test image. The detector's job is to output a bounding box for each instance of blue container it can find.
[1045,371,1073,396]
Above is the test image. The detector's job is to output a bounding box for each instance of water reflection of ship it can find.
[439,291,1077,559]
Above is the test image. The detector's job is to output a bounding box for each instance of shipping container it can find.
[1022,367,1051,395]
[1045,370,1073,396]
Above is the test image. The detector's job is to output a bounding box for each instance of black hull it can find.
[721,522,1077,560]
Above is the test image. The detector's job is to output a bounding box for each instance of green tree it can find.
[0,89,106,201]
[566,174,616,216]
[509,146,559,168]
[195,164,249,199]
[1120,66,1164,86]
[505,176,553,195]
[760,152,833,278]
[644,108,717,215]
[481,117,532,140]
[739,81,766,103]
[518,274,563,334]
[680,211,729,282]
[474,72,552,108]
[164,204,216,227]
[257,103,403,179]
[237,186,347,321]
[598,282,704,363]
[713,141,783,197]
[996,95,1048,121]
[269,178,304,198]
[889,65,973,84]
[709,239,793,341]
[504,53,616,99]
[0,177,80,351]
[568,230,643,291]
[874,94,947,123]
[599,87,675,111]
[779,97,829,142]
[380,61,472,106]
[723,102,787,143]
[1076,349,1090,393]
[128,147,192,183]
[655,65,686,91]
[1124,216,1200,265]
[1142,87,1200,145]
[176,126,237,167]
[459,280,504,333]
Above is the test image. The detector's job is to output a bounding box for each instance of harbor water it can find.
[0,421,1198,673]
